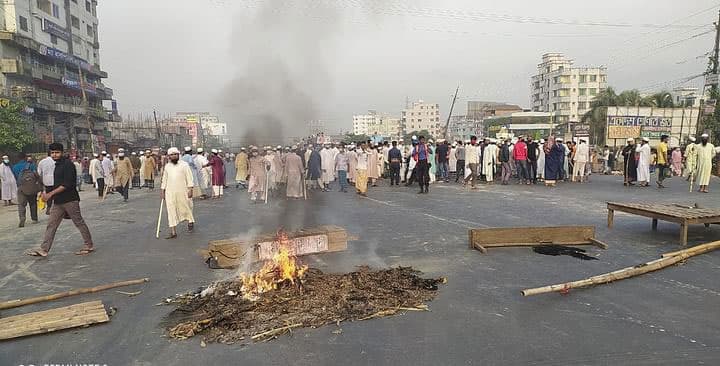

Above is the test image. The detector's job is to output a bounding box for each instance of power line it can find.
[610,28,715,70]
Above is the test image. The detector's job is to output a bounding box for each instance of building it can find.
[484,112,555,140]
[531,53,607,124]
[466,101,522,121]
[352,110,402,140]
[401,100,441,138]
[446,115,482,142]
[669,87,701,108]
[0,0,116,154]
[199,113,228,136]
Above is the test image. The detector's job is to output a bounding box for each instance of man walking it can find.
[621,138,638,186]
[25,143,94,257]
[37,152,55,213]
[684,136,698,182]
[355,142,369,196]
[235,147,248,189]
[208,149,225,198]
[284,146,304,199]
[161,147,195,239]
[636,137,652,187]
[142,150,157,190]
[483,139,498,184]
[92,153,106,198]
[412,136,432,194]
[455,141,465,183]
[248,147,269,203]
[114,151,134,201]
[464,136,480,189]
[656,134,669,188]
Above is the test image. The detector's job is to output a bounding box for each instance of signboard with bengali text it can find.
[257,234,329,261]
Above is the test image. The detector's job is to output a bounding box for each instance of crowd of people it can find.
[1,132,716,256]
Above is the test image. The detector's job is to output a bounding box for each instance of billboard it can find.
[605,106,699,146]
[607,115,672,139]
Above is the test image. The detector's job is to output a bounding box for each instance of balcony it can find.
[54,103,86,114]
[0,59,19,74]
[41,65,63,80]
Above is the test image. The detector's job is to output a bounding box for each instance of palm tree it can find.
[643,91,675,108]
[581,87,618,146]
[617,89,649,107]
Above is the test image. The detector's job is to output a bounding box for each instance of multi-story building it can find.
[352,110,402,140]
[447,115,482,142]
[670,87,701,108]
[401,100,441,138]
[0,0,116,154]
[531,53,607,124]
[466,101,522,121]
[352,112,375,136]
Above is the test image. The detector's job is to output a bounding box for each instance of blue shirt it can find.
[12,161,36,181]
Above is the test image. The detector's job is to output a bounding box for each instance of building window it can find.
[72,0,77,3]
[579,88,587,96]
[50,34,58,45]
[600,75,607,83]
[19,16,28,31]
[85,0,91,12]
[579,75,587,83]
[71,15,80,28]
[590,75,597,82]
[37,0,51,14]
[52,3,60,18]
[589,89,598,96]
[86,24,93,37]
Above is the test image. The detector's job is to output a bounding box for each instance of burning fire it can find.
[240,230,308,300]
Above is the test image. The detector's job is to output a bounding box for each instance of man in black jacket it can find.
[388,141,402,186]
[526,137,539,184]
[25,143,95,257]
[499,139,512,185]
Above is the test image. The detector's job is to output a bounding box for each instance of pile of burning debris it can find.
[164,231,445,344]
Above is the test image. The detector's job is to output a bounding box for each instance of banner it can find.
[607,125,641,139]
[607,115,671,140]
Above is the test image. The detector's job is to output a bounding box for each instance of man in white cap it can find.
[130,152,141,188]
[114,150,134,202]
[181,147,201,198]
[138,150,147,186]
[482,139,498,183]
[284,145,304,199]
[208,149,225,198]
[696,133,716,193]
[194,148,210,198]
[684,136,698,182]
[248,146,269,203]
[0,155,17,205]
[572,138,589,183]
[142,150,156,190]
[161,147,195,239]
[320,143,335,191]
[102,151,115,193]
[537,139,546,181]
[234,147,248,189]
[635,136,651,187]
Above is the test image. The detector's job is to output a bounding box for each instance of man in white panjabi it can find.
[320,143,335,191]
[537,139,546,181]
[572,138,590,183]
[695,133,716,193]
[161,147,195,239]
[194,148,210,198]
[635,137,651,187]
[482,139,498,183]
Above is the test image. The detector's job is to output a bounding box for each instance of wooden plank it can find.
[469,226,595,247]
[0,301,109,340]
[607,204,685,224]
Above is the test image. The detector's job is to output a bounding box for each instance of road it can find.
[1,174,719,365]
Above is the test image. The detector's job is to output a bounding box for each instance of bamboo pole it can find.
[661,240,720,258]
[156,198,164,239]
[0,278,149,310]
[522,240,720,296]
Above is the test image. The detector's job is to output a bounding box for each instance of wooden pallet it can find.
[469,226,608,253]
[205,225,349,268]
[0,300,109,340]
[607,202,720,246]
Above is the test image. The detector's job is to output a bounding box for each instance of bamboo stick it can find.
[0,278,149,310]
[661,240,720,258]
[522,240,720,296]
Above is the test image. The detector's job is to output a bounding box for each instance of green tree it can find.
[581,87,619,146]
[403,130,434,142]
[0,101,35,151]
[643,91,675,108]
[342,133,370,144]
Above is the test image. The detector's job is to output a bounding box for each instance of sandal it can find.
[25,249,48,257]
[75,247,95,256]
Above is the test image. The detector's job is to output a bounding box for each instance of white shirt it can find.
[356,150,369,170]
[37,156,56,186]
[574,143,589,163]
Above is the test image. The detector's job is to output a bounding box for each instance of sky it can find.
[98,0,720,139]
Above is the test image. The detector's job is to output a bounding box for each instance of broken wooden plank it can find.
[661,240,720,258]
[206,226,350,268]
[0,278,148,310]
[469,226,605,253]
[521,240,720,296]
[0,300,109,340]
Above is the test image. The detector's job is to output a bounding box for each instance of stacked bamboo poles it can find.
[522,241,720,296]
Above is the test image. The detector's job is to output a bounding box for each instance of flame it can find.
[240,230,308,300]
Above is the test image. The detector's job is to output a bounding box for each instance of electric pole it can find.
[700,10,720,135]
[443,85,460,140]
[153,110,162,147]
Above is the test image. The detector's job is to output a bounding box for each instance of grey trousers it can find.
[41,200,94,252]
[18,192,38,222]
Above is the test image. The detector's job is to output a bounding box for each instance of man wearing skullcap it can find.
[114,150,134,202]
[0,154,17,205]
[284,145,304,198]
[181,147,201,198]
[635,137,651,187]
[208,149,225,198]
[234,147,248,189]
[684,136,698,182]
[194,148,210,198]
[142,150,157,189]
[696,133,716,193]
[130,152,142,188]
[621,138,637,186]
[161,147,195,239]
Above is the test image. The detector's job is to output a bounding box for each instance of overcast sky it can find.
[98,0,719,138]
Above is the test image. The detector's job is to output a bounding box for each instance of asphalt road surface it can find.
[1,174,719,365]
